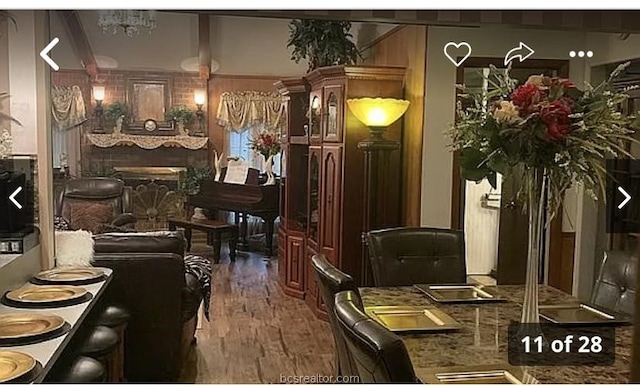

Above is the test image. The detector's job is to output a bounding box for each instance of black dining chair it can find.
[591,250,637,316]
[367,227,466,287]
[311,254,362,378]
[334,290,418,383]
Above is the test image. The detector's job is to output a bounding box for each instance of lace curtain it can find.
[216,91,285,133]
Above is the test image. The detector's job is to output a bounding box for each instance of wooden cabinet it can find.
[275,78,309,300]
[285,233,305,292]
[278,67,405,318]
[320,145,342,265]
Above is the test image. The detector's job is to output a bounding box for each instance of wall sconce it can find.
[194,89,206,136]
[346,97,410,140]
[92,85,106,133]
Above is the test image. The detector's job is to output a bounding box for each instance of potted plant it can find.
[166,105,195,135]
[178,166,212,219]
[104,102,129,134]
[287,19,361,72]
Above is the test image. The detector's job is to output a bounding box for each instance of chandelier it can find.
[98,10,157,37]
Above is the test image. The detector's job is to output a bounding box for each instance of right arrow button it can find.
[618,186,631,209]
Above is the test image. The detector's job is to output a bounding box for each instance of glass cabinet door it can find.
[323,85,343,142]
[308,92,322,140]
[307,147,321,244]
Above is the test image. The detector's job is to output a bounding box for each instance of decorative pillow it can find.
[55,230,94,267]
[53,216,70,231]
[67,202,113,234]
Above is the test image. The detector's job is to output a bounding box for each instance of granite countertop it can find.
[359,285,632,384]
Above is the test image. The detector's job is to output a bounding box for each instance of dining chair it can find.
[334,290,419,383]
[591,250,637,316]
[367,227,466,286]
[311,254,362,378]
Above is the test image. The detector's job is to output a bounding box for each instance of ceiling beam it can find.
[57,11,98,79]
[198,14,211,80]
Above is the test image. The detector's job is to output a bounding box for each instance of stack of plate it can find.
[0,313,67,345]
[0,350,37,383]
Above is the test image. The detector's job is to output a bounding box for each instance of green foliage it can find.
[104,101,129,126]
[82,164,120,178]
[166,105,195,123]
[178,166,212,195]
[449,62,639,217]
[287,19,361,72]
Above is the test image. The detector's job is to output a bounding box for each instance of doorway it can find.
[452,58,572,289]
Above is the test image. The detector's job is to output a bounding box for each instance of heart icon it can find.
[443,42,472,67]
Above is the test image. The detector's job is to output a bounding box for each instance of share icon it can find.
[504,42,535,66]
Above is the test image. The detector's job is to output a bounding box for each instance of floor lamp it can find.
[347,97,410,285]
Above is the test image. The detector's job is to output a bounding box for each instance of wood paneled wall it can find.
[360,25,427,226]
[207,75,282,159]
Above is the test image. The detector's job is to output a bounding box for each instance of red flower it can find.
[510,84,546,113]
[551,78,576,89]
[540,100,572,140]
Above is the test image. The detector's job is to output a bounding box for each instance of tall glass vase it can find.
[264,154,276,185]
[519,168,548,336]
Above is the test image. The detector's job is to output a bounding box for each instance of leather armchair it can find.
[92,231,202,382]
[311,255,361,378]
[367,227,466,287]
[591,250,637,316]
[55,178,135,230]
[334,291,418,383]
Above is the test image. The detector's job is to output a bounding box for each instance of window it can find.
[228,128,281,175]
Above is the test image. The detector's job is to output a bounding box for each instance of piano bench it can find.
[167,218,238,264]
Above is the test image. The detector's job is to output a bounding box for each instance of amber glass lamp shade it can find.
[347,97,409,139]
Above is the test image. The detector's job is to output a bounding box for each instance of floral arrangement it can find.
[104,101,129,122]
[449,62,639,216]
[249,130,281,158]
[166,105,195,123]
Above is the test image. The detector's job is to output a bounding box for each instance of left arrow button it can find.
[40,37,60,71]
[9,186,22,210]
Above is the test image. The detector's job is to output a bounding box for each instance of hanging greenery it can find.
[287,19,361,72]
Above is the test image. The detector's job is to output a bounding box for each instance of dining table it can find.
[359,285,632,384]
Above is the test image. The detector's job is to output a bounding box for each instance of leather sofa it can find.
[92,231,202,382]
[55,177,136,231]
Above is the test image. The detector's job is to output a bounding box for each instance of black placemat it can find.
[6,360,43,384]
[1,292,93,309]
[0,322,71,347]
[30,273,106,286]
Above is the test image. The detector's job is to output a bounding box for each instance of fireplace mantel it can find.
[87,133,208,150]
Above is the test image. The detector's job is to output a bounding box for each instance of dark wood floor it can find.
[179,247,335,383]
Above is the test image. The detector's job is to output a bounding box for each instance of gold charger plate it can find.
[34,267,104,283]
[539,303,631,325]
[0,313,65,339]
[416,364,538,384]
[414,284,505,303]
[365,306,461,332]
[0,351,36,383]
[6,285,87,304]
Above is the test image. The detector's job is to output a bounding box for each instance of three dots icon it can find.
[569,50,593,58]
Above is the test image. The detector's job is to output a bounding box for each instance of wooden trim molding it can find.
[57,11,97,79]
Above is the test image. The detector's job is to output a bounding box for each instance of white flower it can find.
[492,101,520,124]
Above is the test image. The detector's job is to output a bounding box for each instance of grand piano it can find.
[187,168,280,257]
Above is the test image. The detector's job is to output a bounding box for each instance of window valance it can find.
[216,91,285,133]
[51,85,87,131]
